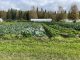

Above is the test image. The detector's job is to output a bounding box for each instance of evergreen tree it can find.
[6,9,17,20]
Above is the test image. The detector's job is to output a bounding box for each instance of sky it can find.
[0,0,80,11]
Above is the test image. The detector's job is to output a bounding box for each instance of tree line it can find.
[0,3,80,22]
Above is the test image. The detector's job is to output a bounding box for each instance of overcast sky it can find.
[0,0,80,11]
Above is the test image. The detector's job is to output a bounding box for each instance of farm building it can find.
[63,19,73,22]
[63,19,80,23]
[0,18,3,22]
[31,19,52,22]
[76,19,80,22]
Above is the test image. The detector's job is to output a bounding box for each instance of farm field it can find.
[0,22,80,60]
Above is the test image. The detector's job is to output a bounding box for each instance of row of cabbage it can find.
[43,23,80,38]
[0,22,46,37]
[53,22,80,31]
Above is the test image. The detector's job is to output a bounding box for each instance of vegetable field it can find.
[0,22,46,39]
[0,22,80,60]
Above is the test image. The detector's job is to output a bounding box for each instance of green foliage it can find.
[21,31,32,37]
[7,9,17,20]
[43,22,80,38]
[43,24,59,37]
[54,22,80,30]
[0,22,46,39]
[1,22,80,39]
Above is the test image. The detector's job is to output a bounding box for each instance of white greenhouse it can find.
[31,19,52,22]
[0,18,3,22]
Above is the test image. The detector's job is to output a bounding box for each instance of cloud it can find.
[0,0,20,10]
[0,0,80,11]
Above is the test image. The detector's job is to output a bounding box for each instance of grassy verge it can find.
[0,37,80,60]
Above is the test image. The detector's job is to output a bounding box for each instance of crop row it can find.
[0,22,46,37]
[43,23,80,38]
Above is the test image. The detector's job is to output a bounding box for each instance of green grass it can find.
[0,37,80,60]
